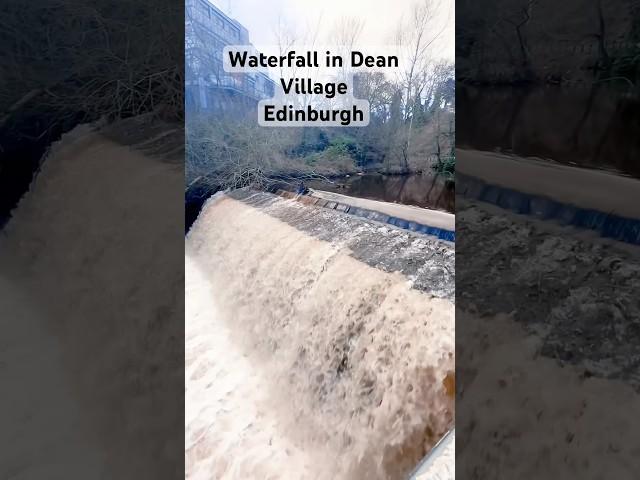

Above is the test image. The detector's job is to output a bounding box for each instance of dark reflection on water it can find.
[307,172,455,213]
[458,84,640,178]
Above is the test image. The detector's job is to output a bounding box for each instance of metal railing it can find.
[408,428,455,480]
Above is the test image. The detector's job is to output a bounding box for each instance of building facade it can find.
[185,0,275,113]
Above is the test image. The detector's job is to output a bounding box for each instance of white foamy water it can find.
[186,195,455,479]
[0,276,107,479]
[186,255,332,479]
[2,123,184,479]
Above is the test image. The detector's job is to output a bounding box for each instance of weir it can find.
[1,119,184,479]
[186,189,455,479]
[457,149,640,245]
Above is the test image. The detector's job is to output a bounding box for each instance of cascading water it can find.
[185,192,455,479]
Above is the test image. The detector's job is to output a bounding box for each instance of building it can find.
[185,0,275,113]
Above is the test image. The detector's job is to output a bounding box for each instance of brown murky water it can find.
[307,173,455,213]
[458,84,640,178]
[186,195,455,480]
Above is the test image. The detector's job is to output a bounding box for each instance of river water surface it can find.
[307,172,455,213]
[458,84,640,178]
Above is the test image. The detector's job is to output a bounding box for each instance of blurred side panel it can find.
[456,0,640,478]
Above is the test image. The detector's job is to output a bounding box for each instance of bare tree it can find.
[185,0,456,185]
[330,17,365,83]
[1,0,182,133]
[272,13,324,108]
[395,0,449,171]
[591,0,611,72]
[186,114,336,191]
[487,0,537,81]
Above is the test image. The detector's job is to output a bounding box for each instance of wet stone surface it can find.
[227,189,455,302]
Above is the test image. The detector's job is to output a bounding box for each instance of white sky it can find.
[212,0,454,61]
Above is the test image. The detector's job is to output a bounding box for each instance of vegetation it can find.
[186,0,455,192]
[186,97,455,192]
[456,0,640,86]
[0,0,182,221]
[1,0,182,132]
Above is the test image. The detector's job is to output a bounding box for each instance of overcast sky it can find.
[212,0,454,61]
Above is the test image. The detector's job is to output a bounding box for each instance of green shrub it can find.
[433,153,455,177]
[326,135,364,163]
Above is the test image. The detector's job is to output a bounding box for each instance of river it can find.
[306,172,455,214]
[458,84,640,178]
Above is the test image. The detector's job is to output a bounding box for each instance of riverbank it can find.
[306,172,455,213]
